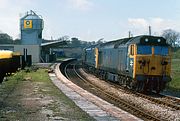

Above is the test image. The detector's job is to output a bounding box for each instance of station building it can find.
[0,10,66,63]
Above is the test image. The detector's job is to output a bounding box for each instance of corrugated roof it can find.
[41,40,67,47]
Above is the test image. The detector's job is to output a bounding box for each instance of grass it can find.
[168,48,180,91]
[0,71,25,120]
[172,48,180,59]
[168,59,180,91]
[26,68,95,120]
[25,69,50,82]
[0,67,95,121]
[0,71,24,100]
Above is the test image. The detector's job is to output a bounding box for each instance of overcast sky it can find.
[0,0,180,41]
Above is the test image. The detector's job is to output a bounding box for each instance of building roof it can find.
[21,10,42,20]
[41,40,67,47]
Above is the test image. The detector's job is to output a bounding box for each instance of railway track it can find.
[82,63,180,111]
[64,61,165,121]
[96,73,180,111]
[134,91,180,110]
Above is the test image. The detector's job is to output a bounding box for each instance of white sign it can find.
[130,60,133,67]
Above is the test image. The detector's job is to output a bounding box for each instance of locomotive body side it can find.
[84,47,96,67]
[94,38,131,82]
[82,46,97,73]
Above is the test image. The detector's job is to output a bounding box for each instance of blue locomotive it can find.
[82,35,172,93]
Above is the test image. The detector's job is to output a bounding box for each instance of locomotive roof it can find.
[85,44,98,50]
[98,35,169,49]
[99,37,131,48]
[126,35,168,46]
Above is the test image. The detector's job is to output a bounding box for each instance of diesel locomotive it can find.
[83,35,172,93]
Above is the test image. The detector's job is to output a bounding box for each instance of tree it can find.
[91,41,96,45]
[59,35,70,41]
[162,29,180,47]
[96,38,104,44]
[71,37,81,47]
[0,33,13,44]
[80,41,89,48]
[14,38,21,44]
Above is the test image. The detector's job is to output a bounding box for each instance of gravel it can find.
[79,68,180,121]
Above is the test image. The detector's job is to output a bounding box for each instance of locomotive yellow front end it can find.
[130,36,172,93]
[135,46,171,79]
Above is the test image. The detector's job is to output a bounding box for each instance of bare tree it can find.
[162,29,180,47]
[96,38,104,44]
[58,35,70,41]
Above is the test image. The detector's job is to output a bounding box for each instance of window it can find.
[130,45,134,55]
[137,45,152,55]
[154,46,168,56]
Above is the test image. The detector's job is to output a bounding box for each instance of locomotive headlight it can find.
[157,39,161,42]
[145,38,148,42]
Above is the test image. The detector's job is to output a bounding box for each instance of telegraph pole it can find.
[129,31,131,38]
[149,26,151,36]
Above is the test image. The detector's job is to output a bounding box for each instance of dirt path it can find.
[0,69,95,121]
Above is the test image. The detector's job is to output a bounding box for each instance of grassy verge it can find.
[0,71,24,101]
[26,68,95,120]
[167,59,180,91]
[168,47,180,91]
[0,67,95,121]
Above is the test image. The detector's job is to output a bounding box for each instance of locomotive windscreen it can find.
[137,45,152,54]
[154,46,169,56]
[137,45,169,55]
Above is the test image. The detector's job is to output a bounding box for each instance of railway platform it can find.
[49,63,142,121]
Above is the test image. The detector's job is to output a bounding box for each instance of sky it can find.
[0,0,180,41]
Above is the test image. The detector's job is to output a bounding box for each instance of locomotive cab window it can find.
[130,45,134,55]
[137,45,152,55]
[154,46,169,56]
